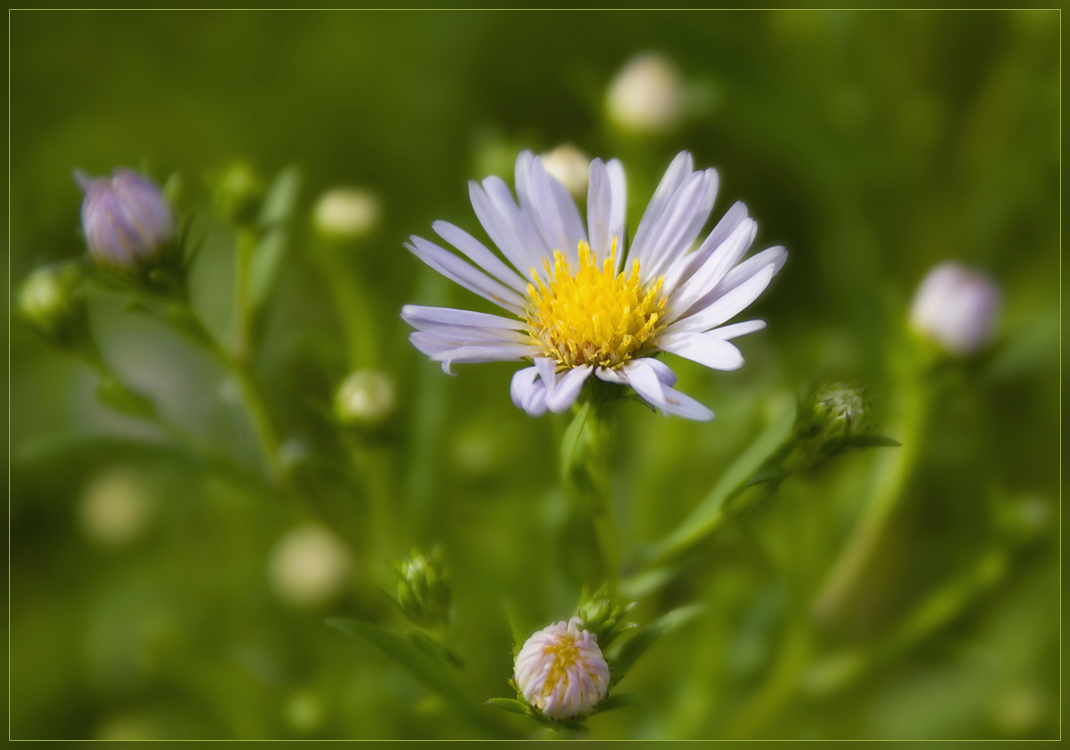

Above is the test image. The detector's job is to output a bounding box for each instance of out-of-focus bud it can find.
[789,383,883,470]
[990,683,1047,736]
[313,187,381,240]
[387,548,450,629]
[269,524,352,608]
[285,689,326,734]
[211,161,265,225]
[575,584,636,649]
[78,467,154,548]
[335,370,396,426]
[606,53,685,134]
[75,168,175,268]
[514,617,610,720]
[540,144,590,199]
[910,261,1001,357]
[18,262,91,348]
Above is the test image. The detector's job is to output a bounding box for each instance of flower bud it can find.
[313,187,381,240]
[574,584,636,649]
[387,548,450,629]
[606,53,685,134]
[18,262,91,347]
[910,261,1001,357]
[75,168,174,267]
[539,144,590,199]
[211,161,265,225]
[78,467,154,548]
[335,370,396,426]
[269,524,352,608]
[790,383,869,469]
[514,617,610,721]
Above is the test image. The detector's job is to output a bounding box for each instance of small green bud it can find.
[335,370,396,426]
[211,161,265,225]
[574,584,637,649]
[790,383,869,469]
[387,548,450,629]
[18,262,93,350]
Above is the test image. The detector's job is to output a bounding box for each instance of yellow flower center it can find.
[525,240,667,369]
[541,635,580,697]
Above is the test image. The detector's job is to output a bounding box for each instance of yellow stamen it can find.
[541,635,580,698]
[526,239,667,369]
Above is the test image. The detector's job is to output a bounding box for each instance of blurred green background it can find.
[9,9,1060,740]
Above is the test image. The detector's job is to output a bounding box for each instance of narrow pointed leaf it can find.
[605,605,705,686]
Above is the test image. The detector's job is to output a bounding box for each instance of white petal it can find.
[714,246,788,297]
[522,378,549,416]
[663,263,776,335]
[661,201,750,297]
[430,343,535,375]
[534,357,558,396]
[623,358,667,409]
[630,151,693,265]
[595,367,627,384]
[405,321,530,346]
[409,331,452,357]
[586,159,614,263]
[643,357,679,387]
[637,169,718,284]
[401,304,526,330]
[709,320,766,339]
[406,237,527,315]
[432,221,529,293]
[546,365,592,413]
[664,218,757,322]
[469,180,546,277]
[660,387,715,421]
[510,367,539,409]
[529,155,586,264]
[484,175,553,269]
[658,333,745,371]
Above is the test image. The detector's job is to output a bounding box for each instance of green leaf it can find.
[259,165,302,227]
[644,403,795,563]
[485,698,530,716]
[95,376,157,419]
[847,434,902,449]
[559,400,590,484]
[605,605,705,686]
[505,600,528,659]
[247,228,288,313]
[407,629,464,670]
[746,464,792,486]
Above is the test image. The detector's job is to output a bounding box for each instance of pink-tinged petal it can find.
[623,358,667,409]
[664,263,776,335]
[546,365,592,413]
[432,221,529,293]
[405,237,527,314]
[658,332,745,371]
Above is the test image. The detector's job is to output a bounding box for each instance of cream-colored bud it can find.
[606,53,685,134]
[78,468,154,548]
[335,370,396,425]
[540,144,590,199]
[269,525,352,608]
[313,187,381,240]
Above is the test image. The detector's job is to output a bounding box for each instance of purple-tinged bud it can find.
[910,261,1001,357]
[75,168,174,267]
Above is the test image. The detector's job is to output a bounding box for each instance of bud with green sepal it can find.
[574,584,637,649]
[386,548,450,631]
[18,262,95,355]
[784,383,899,472]
[210,161,265,226]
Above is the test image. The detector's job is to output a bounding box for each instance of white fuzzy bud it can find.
[514,616,610,720]
[335,370,396,425]
[78,468,154,548]
[313,187,381,240]
[540,144,590,199]
[268,525,352,608]
[910,261,1000,357]
[606,53,685,134]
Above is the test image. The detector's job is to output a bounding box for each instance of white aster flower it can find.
[910,261,1000,357]
[514,616,610,721]
[402,150,786,421]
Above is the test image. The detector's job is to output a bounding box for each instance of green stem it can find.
[810,365,932,622]
[314,238,379,370]
[347,437,397,560]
